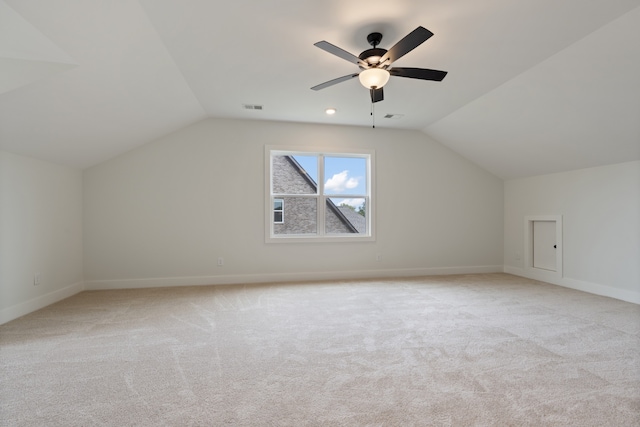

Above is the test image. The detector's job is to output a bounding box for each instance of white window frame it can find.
[265,145,375,243]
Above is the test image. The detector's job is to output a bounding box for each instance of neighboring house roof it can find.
[285,156,362,234]
[285,156,318,189]
[337,206,366,234]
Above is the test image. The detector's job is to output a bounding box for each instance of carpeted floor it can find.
[1,273,639,426]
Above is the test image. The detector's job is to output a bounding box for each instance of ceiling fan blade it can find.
[370,87,384,103]
[379,26,434,65]
[390,67,447,81]
[311,73,359,91]
[314,41,368,67]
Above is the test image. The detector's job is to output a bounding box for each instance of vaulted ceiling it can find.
[1,0,639,179]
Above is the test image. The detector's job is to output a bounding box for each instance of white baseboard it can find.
[84,265,505,291]
[0,281,85,325]
[504,266,640,304]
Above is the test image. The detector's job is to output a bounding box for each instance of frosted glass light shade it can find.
[358,68,390,89]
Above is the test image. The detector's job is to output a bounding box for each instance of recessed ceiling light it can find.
[325,108,337,115]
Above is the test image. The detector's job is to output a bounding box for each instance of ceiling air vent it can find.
[384,113,404,120]
[243,104,263,110]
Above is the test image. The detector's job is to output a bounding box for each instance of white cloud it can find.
[324,170,359,193]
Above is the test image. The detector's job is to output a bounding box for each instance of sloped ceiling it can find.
[1,0,638,178]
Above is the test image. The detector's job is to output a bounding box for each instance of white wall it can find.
[83,118,504,289]
[0,150,84,323]
[504,161,640,303]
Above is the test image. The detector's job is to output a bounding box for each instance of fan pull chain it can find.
[371,101,375,128]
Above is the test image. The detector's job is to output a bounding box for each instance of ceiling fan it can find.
[311,26,447,103]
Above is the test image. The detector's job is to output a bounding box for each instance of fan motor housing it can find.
[359,48,387,67]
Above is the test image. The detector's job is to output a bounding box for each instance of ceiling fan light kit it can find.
[358,68,390,89]
[312,26,447,105]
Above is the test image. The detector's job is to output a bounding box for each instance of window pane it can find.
[273,199,283,210]
[274,211,283,223]
[326,197,366,234]
[272,155,317,195]
[291,155,318,184]
[324,157,367,195]
[273,197,317,235]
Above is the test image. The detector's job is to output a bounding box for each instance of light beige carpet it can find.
[1,273,639,426]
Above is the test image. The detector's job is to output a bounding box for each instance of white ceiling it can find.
[1,0,639,179]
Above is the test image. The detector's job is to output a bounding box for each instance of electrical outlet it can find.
[515,251,521,261]
[34,273,41,286]
[376,254,382,262]
[217,257,224,266]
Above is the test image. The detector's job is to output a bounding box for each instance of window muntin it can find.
[266,147,374,242]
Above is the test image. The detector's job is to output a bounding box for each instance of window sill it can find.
[266,234,375,244]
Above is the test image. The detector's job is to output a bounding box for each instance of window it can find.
[273,198,284,223]
[265,146,374,242]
